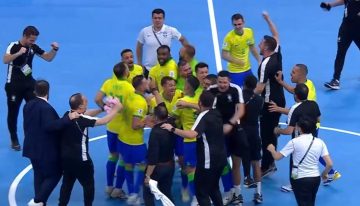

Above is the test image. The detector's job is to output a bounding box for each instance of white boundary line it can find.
[207,0,223,72]
[8,124,360,205]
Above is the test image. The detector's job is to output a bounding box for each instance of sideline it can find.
[207,0,222,72]
[8,125,360,205]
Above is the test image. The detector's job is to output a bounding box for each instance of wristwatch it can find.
[170,127,176,133]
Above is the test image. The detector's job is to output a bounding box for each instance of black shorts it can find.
[226,125,249,157]
[244,125,262,161]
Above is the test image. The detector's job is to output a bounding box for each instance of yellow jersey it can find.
[305,79,317,101]
[127,64,144,84]
[222,28,255,73]
[100,78,135,133]
[149,89,184,114]
[149,59,178,92]
[119,93,148,145]
[172,95,199,143]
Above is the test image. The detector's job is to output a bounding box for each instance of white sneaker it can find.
[110,188,127,199]
[127,193,139,205]
[181,188,190,202]
[222,191,234,205]
[190,196,198,206]
[27,199,44,206]
[105,186,114,196]
[281,184,293,192]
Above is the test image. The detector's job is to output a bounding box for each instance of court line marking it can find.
[8,125,360,205]
[207,0,223,72]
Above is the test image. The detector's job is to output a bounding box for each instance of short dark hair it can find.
[113,62,128,79]
[186,75,200,91]
[161,76,176,86]
[23,26,39,37]
[294,83,309,101]
[295,64,308,75]
[244,75,258,90]
[231,13,244,22]
[205,74,217,84]
[34,79,49,97]
[183,45,196,58]
[200,91,215,108]
[157,45,170,53]
[177,59,188,68]
[297,116,317,134]
[121,49,132,57]
[132,75,145,89]
[263,35,277,52]
[218,70,231,78]
[152,8,165,18]
[69,93,83,110]
[154,102,168,121]
[195,62,208,73]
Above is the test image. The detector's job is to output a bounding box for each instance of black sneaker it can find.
[324,79,340,90]
[253,193,263,204]
[232,194,244,205]
[244,177,257,188]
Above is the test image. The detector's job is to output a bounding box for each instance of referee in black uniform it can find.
[321,0,360,90]
[162,91,227,206]
[3,26,59,150]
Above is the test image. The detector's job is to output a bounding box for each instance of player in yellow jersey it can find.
[194,62,209,99]
[149,45,178,93]
[176,60,192,91]
[222,13,261,87]
[172,76,200,205]
[179,44,198,75]
[121,49,144,83]
[119,75,150,205]
[94,62,135,198]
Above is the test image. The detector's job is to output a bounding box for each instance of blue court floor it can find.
[0,0,359,205]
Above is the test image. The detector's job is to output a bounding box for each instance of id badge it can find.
[21,64,32,76]
[291,167,298,179]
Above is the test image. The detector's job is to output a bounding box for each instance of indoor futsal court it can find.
[1,0,359,205]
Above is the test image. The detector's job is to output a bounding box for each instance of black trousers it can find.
[59,159,94,206]
[242,125,262,177]
[333,21,360,80]
[291,176,321,206]
[195,166,224,206]
[143,163,175,206]
[260,103,282,171]
[30,159,62,203]
[5,79,35,145]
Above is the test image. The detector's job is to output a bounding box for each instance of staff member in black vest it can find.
[162,91,227,206]
[268,117,334,206]
[3,26,59,150]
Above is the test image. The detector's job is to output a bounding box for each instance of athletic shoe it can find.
[105,186,114,196]
[281,184,293,192]
[126,193,139,205]
[232,194,244,205]
[190,196,198,206]
[323,171,342,186]
[253,193,263,204]
[11,141,21,151]
[324,79,340,90]
[181,188,190,202]
[110,188,127,199]
[27,199,44,206]
[244,177,257,188]
[222,191,235,205]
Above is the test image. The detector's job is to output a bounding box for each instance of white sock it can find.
[234,185,241,196]
[256,182,261,194]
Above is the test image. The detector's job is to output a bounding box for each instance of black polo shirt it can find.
[258,45,285,106]
[289,100,321,137]
[241,89,264,127]
[209,83,244,122]
[192,109,227,169]
[60,112,97,162]
[147,120,176,165]
[5,41,45,82]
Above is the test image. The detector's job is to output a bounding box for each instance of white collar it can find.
[37,96,48,102]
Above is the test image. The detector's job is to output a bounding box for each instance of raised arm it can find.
[262,11,279,45]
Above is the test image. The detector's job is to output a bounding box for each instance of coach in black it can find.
[58,93,122,206]
[255,12,285,176]
[162,91,227,206]
[143,103,176,206]
[3,26,59,150]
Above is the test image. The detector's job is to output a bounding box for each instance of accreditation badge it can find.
[21,64,32,76]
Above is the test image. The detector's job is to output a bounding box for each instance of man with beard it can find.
[121,49,144,83]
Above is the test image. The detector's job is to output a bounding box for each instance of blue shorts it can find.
[175,135,184,156]
[229,70,253,88]
[106,131,118,153]
[120,141,147,164]
[183,142,197,167]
